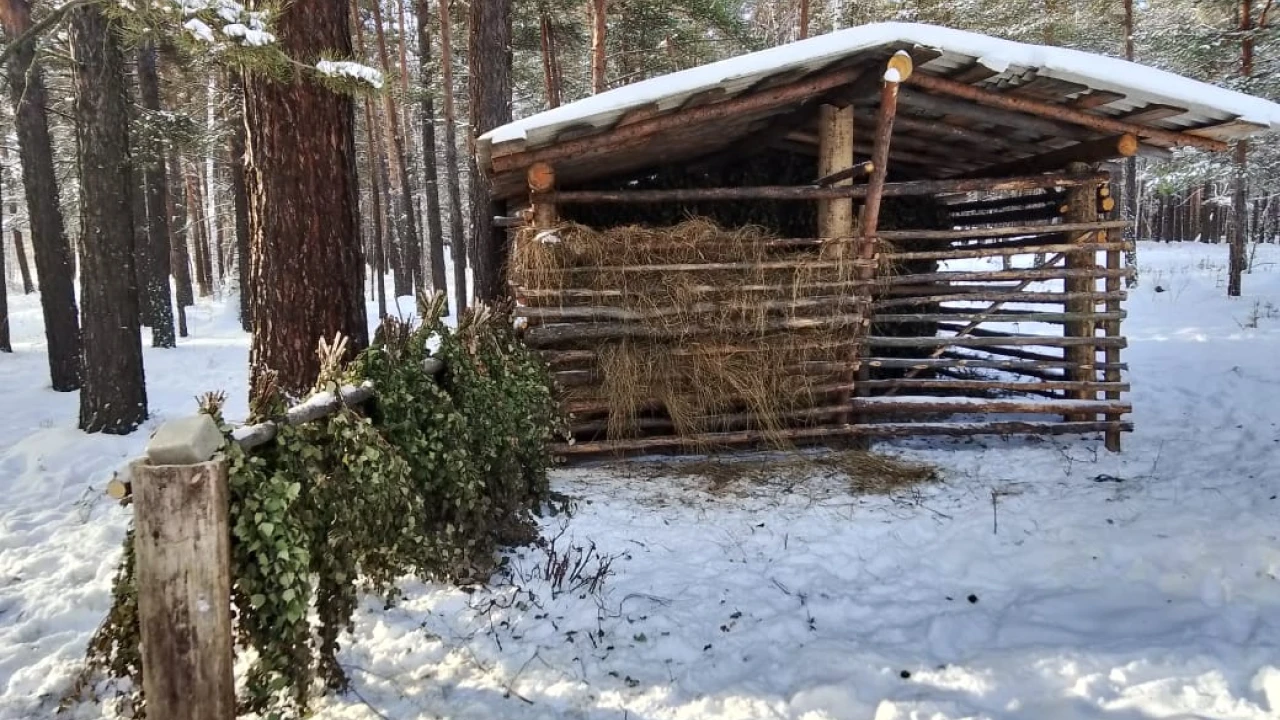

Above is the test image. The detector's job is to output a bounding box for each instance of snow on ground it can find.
[3,243,1280,719]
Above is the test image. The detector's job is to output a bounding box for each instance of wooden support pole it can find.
[817,104,856,239]
[1064,164,1101,420]
[1104,226,1124,451]
[904,73,1229,152]
[132,450,235,720]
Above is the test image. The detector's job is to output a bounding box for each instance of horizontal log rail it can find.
[878,219,1127,241]
[946,192,1066,214]
[863,356,1125,371]
[562,381,859,416]
[532,258,877,275]
[516,296,867,322]
[885,241,1130,262]
[879,266,1133,285]
[875,310,1125,324]
[857,378,1130,393]
[552,420,1134,454]
[875,289,1126,308]
[868,335,1126,348]
[545,171,1108,204]
[524,313,868,346]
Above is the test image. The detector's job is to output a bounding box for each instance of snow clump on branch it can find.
[315,60,385,90]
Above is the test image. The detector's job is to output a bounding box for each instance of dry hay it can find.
[511,218,875,448]
[628,450,938,496]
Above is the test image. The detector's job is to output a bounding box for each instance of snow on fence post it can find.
[131,413,235,720]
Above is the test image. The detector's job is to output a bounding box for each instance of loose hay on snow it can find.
[625,450,939,496]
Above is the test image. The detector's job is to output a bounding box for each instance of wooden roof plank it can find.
[1117,103,1188,124]
[1070,90,1127,109]
[905,72,1229,152]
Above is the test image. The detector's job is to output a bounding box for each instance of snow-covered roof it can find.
[479,22,1280,198]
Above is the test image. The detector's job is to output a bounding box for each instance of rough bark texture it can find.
[10,224,34,293]
[138,39,176,348]
[439,0,468,310]
[71,4,148,433]
[244,0,367,400]
[467,0,512,301]
[590,0,607,93]
[229,75,252,332]
[132,458,236,720]
[168,152,194,309]
[416,0,448,305]
[2,0,81,390]
[1,183,9,352]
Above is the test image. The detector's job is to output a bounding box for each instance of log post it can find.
[816,104,855,239]
[132,414,235,720]
[846,52,910,426]
[1104,226,1124,451]
[528,161,557,229]
[1064,162,1101,422]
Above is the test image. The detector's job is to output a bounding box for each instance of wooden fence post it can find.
[1063,163,1101,422]
[132,415,235,720]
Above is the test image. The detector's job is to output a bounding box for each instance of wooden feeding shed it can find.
[476,23,1280,459]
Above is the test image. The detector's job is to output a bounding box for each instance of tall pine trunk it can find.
[2,0,81,390]
[1228,0,1252,296]
[11,225,34,294]
[228,73,253,332]
[70,4,147,433]
[363,96,389,319]
[439,0,467,311]
[590,0,607,93]
[416,0,448,306]
[167,151,191,337]
[244,0,367,400]
[1,181,9,353]
[368,0,422,295]
[1122,0,1138,286]
[468,0,512,301]
[138,38,176,348]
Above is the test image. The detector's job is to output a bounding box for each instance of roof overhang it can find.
[479,22,1280,200]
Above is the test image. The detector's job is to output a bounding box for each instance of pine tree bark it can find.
[440,0,468,310]
[416,0,448,306]
[70,4,147,433]
[244,0,367,400]
[1,0,81,390]
[166,151,191,337]
[1228,0,1252,296]
[138,39,176,348]
[363,97,389,319]
[1122,0,1138,286]
[1,181,10,353]
[184,163,213,298]
[468,0,512,301]
[590,0,607,93]
[11,225,34,294]
[228,73,252,332]
[540,11,562,107]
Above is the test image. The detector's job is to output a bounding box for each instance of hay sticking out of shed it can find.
[513,218,872,449]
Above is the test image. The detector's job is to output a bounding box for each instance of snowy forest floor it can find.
[3,242,1280,719]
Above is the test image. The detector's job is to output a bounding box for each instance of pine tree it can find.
[244,0,368,400]
[1,0,81,390]
[440,0,469,309]
[416,0,449,307]
[70,3,148,434]
[137,35,177,348]
[468,0,513,301]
